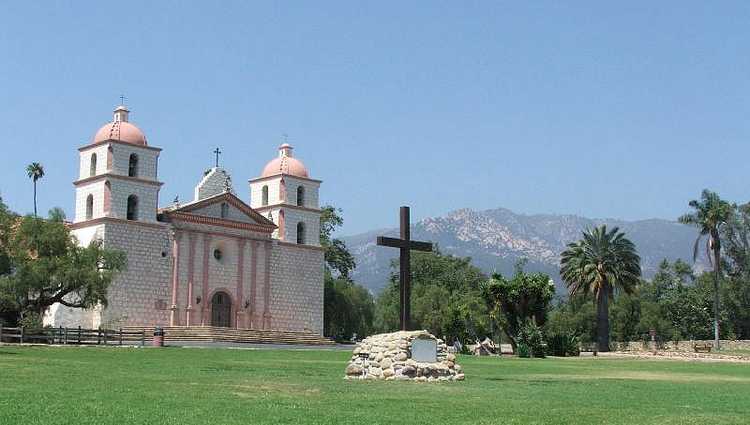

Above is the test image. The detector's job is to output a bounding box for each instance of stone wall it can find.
[74,180,107,222]
[283,176,320,209]
[107,178,160,223]
[249,176,282,208]
[194,167,234,201]
[99,220,173,328]
[616,340,750,352]
[78,144,110,179]
[110,143,159,180]
[269,242,324,333]
[282,208,321,247]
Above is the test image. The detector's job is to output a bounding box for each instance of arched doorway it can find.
[211,292,232,328]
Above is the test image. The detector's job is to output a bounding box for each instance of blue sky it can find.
[0,2,748,235]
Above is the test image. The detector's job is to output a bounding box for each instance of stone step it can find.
[121,326,335,346]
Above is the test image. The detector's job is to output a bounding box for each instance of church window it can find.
[262,185,269,206]
[104,181,112,214]
[220,202,229,218]
[107,146,113,171]
[126,195,138,220]
[213,248,223,261]
[128,153,138,177]
[296,222,305,244]
[296,186,305,207]
[90,153,97,177]
[85,194,94,220]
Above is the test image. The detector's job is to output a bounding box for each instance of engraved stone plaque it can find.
[411,338,437,363]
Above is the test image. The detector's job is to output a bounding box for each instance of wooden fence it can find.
[0,326,146,347]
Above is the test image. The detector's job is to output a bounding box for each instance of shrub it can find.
[517,343,531,358]
[547,332,580,357]
[517,321,546,358]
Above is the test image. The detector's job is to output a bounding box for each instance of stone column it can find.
[201,233,211,326]
[235,238,246,329]
[185,233,196,326]
[263,241,272,330]
[249,240,258,329]
[169,230,182,326]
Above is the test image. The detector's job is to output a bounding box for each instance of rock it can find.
[395,352,408,361]
[446,353,456,362]
[383,368,395,378]
[380,358,392,369]
[401,365,416,377]
[345,364,363,376]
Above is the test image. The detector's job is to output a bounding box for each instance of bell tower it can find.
[249,143,321,246]
[74,104,163,224]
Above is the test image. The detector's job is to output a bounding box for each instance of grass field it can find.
[1,346,749,425]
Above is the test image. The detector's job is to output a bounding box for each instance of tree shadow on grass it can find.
[0,350,19,355]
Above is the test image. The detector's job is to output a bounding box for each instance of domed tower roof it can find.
[260,144,309,178]
[92,105,148,146]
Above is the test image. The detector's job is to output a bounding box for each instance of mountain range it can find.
[340,207,705,295]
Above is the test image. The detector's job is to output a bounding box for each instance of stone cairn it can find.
[344,330,464,382]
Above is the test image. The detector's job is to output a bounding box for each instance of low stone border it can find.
[603,351,750,363]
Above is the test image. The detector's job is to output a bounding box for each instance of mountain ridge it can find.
[340,207,703,295]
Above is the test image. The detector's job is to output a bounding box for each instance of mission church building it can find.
[44,105,324,334]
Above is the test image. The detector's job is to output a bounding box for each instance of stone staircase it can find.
[121,326,335,346]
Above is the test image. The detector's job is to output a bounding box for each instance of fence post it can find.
[20,327,24,344]
[0,325,3,343]
[97,328,101,345]
[64,328,68,345]
[77,326,81,344]
[103,329,107,346]
[141,330,145,347]
[119,329,123,346]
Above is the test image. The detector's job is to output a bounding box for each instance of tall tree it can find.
[560,225,641,352]
[25,162,45,217]
[320,205,355,279]
[319,205,373,340]
[48,207,67,223]
[679,189,734,349]
[0,215,126,321]
[719,202,750,338]
[374,249,488,343]
[481,261,555,350]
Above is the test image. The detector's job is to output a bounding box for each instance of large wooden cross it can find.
[377,206,433,331]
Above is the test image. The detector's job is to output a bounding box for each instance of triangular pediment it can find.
[163,192,275,228]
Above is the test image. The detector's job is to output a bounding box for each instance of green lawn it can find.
[1,346,749,425]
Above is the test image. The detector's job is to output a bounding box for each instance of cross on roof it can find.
[213,147,222,168]
[119,94,126,105]
[376,206,433,331]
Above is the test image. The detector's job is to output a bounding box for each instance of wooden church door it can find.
[211,292,232,327]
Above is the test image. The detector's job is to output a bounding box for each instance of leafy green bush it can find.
[517,343,530,358]
[517,321,546,358]
[547,332,580,357]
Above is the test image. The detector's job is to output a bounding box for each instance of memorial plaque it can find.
[411,338,438,363]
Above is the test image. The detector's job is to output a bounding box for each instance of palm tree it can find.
[26,162,45,217]
[679,189,734,349]
[560,225,641,352]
